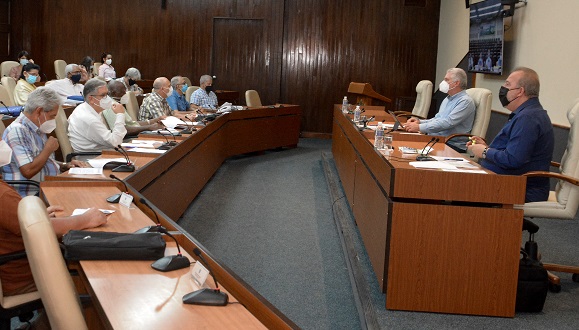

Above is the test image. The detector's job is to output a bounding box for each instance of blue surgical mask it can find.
[26,74,37,84]
[181,84,188,93]
[20,59,29,66]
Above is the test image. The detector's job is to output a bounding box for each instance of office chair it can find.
[92,62,101,77]
[0,77,16,106]
[124,91,139,122]
[245,90,262,107]
[18,196,88,330]
[515,98,579,291]
[0,85,14,108]
[186,86,200,103]
[0,61,18,78]
[54,106,100,162]
[393,80,433,119]
[53,60,67,80]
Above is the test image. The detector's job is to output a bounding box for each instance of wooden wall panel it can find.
[11,0,440,135]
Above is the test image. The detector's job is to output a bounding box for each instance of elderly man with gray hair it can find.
[68,78,126,153]
[45,63,85,105]
[116,67,144,95]
[404,67,475,150]
[190,74,218,110]
[1,87,89,196]
[138,76,173,121]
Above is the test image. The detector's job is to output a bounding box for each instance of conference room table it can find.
[331,106,526,317]
[41,105,301,329]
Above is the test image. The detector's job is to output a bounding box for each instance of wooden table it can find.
[332,107,526,317]
[41,105,301,329]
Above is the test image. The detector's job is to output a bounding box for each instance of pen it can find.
[443,158,464,161]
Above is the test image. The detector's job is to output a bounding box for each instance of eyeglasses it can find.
[91,94,108,99]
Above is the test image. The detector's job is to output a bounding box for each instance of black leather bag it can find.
[515,249,548,313]
[62,230,166,261]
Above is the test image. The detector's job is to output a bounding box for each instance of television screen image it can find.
[467,0,504,75]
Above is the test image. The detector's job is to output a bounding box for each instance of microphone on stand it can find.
[156,130,174,150]
[416,138,439,161]
[0,101,12,117]
[112,145,135,172]
[181,115,197,134]
[164,129,178,146]
[106,174,128,203]
[182,248,229,306]
[134,198,165,234]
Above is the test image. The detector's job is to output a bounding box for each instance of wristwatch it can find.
[482,147,489,159]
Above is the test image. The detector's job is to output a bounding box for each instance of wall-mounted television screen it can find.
[467,0,504,75]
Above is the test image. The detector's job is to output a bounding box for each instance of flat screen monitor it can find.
[467,0,504,75]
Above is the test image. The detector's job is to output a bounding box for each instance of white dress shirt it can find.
[44,78,84,105]
[68,102,126,153]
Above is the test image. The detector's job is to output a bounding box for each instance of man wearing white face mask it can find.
[68,78,126,153]
[404,68,475,150]
[2,87,88,197]
[138,77,173,121]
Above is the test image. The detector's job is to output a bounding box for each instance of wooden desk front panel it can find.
[331,120,357,207]
[386,202,523,317]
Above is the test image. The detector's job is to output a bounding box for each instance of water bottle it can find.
[341,96,349,114]
[353,105,361,123]
[374,122,384,149]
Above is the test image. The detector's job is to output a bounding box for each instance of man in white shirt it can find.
[44,64,84,105]
[68,78,126,153]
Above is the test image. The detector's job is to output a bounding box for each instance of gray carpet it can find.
[178,138,579,330]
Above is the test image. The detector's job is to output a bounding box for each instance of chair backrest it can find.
[555,98,579,214]
[411,80,432,118]
[18,196,87,330]
[1,76,16,105]
[245,90,262,107]
[465,88,492,138]
[54,60,67,79]
[0,61,18,78]
[0,119,5,137]
[55,106,73,161]
[92,62,101,77]
[124,91,139,121]
[185,86,200,103]
[0,85,14,107]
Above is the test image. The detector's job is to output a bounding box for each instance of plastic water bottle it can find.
[353,105,361,123]
[374,122,384,149]
[341,96,349,114]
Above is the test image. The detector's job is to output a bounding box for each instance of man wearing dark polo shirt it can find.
[468,67,554,202]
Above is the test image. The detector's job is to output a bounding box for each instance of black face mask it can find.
[499,86,520,107]
[128,79,136,86]
[205,85,214,93]
[70,74,82,84]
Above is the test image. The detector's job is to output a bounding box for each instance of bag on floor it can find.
[515,249,548,313]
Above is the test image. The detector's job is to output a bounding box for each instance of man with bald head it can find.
[138,77,173,121]
[468,67,554,202]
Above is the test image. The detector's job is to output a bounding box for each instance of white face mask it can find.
[105,59,112,65]
[166,86,174,97]
[439,80,450,94]
[38,112,57,134]
[99,95,114,109]
[0,140,13,167]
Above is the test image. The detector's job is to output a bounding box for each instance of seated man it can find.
[102,80,163,137]
[468,67,554,203]
[167,76,193,111]
[2,88,88,197]
[404,68,475,151]
[44,64,84,105]
[116,67,144,95]
[138,77,173,121]
[190,74,218,110]
[68,78,126,153]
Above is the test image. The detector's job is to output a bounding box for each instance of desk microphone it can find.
[106,174,128,203]
[112,145,135,172]
[416,137,439,161]
[156,130,176,150]
[0,101,12,116]
[181,115,197,134]
[182,248,229,306]
[134,198,164,234]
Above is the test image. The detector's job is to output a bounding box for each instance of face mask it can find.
[26,74,37,84]
[70,74,82,83]
[181,84,188,93]
[99,95,114,109]
[439,80,455,94]
[105,59,112,65]
[0,140,13,167]
[128,79,136,86]
[20,59,29,66]
[38,112,57,134]
[90,66,94,71]
[499,86,521,107]
[205,85,214,93]
[166,86,174,97]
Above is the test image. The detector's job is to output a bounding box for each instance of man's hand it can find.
[45,136,59,153]
[111,102,124,114]
[46,205,64,218]
[404,120,420,133]
[80,208,108,229]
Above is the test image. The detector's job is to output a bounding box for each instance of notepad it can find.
[68,167,104,175]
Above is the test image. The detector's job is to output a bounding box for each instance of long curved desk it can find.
[41,105,301,329]
[331,107,526,317]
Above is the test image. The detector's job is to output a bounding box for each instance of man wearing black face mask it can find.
[467,67,554,202]
[116,67,144,95]
[44,63,85,105]
[190,74,218,110]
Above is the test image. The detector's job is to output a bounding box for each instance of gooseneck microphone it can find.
[106,174,128,203]
[0,101,12,116]
[112,145,135,172]
[182,248,229,306]
[181,115,197,134]
[156,130,176,150]
[416,137,439,161]
[135,198,164,234]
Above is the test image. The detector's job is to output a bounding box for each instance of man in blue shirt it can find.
[468,67,554,202]
[404,68,476,150]
[167,76,192,111]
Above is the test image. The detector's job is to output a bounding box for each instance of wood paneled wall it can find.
[10,0,440,134]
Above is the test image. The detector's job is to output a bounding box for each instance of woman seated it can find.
[13,63,41,106]
[9,50,34,81]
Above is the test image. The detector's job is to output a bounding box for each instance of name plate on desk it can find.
[191,261,209,287]
[119,192,133,208]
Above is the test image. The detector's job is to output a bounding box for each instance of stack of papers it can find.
[161,116,186,129]
[121,140,163,149]
[87,158,127,169]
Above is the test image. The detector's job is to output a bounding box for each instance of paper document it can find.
[88,158,127,169]
[68,167,104,175]
[442,169,488,174]
[409,161,457,170]
[127,148,167,154]
[161,116,186,128]
[72,208,115,216]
